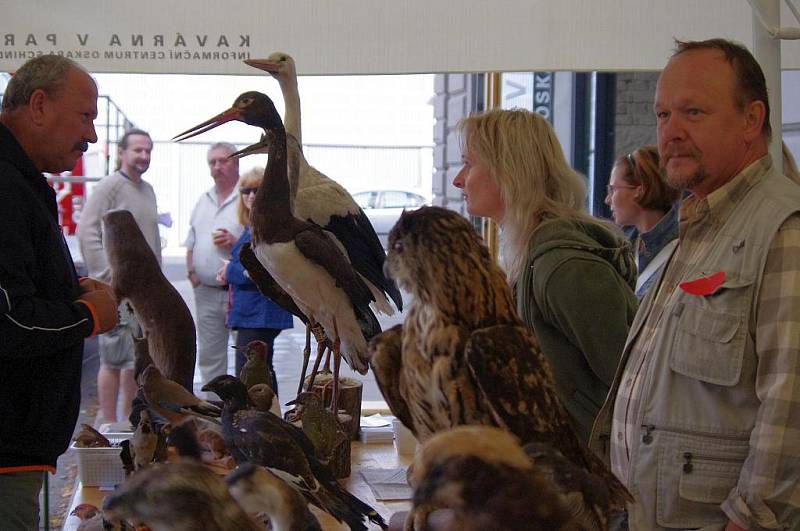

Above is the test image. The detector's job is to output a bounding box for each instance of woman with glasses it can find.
[216,167,294,395]
[605,146,680,299]
[452,108,637,443]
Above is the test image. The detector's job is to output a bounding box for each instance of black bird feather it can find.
[203,375,387,530]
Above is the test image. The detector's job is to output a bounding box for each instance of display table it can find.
[62,440,413,530]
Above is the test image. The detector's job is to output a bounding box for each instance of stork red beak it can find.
[172,107,243,141]
[229,136,270,160]
[244,58,281,73]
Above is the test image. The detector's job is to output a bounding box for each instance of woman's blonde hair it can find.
[458,108,594,282]
[236,167,264,227]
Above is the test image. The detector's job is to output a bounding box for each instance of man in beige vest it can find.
[591,38,800,530]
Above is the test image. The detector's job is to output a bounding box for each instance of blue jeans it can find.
[0,471,43,530]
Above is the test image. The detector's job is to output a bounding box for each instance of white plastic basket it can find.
[71,433,131,487]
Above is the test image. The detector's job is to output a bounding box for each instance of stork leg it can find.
[304,335,328,393]
[330,320,342,414]
[322,346,332,374]
[296,325,312,396]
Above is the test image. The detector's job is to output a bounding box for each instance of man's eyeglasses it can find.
[606,184,637,196]
[240,187,258,196]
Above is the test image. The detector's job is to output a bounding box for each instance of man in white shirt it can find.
[185,142,242,389]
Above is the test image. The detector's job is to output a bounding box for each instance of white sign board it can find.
[2,0,799,75]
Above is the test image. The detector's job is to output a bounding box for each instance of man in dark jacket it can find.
[0,55,119,529]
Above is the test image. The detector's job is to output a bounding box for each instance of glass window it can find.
[353,191,376,209]
[382,191,410,208]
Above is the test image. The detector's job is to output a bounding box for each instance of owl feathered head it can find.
[385,207,514,319]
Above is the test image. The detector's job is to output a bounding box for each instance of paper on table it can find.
[360,467,412,501]
[360,414,393,428]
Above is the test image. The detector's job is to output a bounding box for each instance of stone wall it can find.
[432,73,479,214]
[614,72,659,157]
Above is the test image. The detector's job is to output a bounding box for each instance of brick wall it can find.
[614,72,659,157]
[432,73,479,214]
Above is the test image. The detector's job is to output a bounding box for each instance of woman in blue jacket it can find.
[217,167,294,395]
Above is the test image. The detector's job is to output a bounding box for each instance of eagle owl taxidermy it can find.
[368,206,631,519]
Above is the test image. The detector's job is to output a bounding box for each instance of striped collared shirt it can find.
[610,156,800,527]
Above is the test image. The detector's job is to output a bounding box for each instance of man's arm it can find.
[76,179,112,282]
[0,184,94,356]
[186,249,200,288]
[721,214,800,530]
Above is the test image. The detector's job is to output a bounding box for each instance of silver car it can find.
[352,190,430,248]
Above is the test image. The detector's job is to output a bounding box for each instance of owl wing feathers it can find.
[368,324,417,434]
[466,324,633,508]
[465,324,589,467]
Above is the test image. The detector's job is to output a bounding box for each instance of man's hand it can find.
[76,279,118,336]
[212,228,236,251]
[78,276,114,297]
[216,259,229,285]
[726,521,746,531]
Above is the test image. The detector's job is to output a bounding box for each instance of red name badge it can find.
[679,271,726,296]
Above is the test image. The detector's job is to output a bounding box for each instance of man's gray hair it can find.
[2,55,86,111]
[208,142,238,155]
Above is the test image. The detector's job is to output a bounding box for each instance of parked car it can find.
[352,190,430,248]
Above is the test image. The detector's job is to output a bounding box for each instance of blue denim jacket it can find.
[626,204,679,299]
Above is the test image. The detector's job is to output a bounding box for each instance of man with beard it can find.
[78,128,159,423]
[590,39,800,530]
[0,55,118,529]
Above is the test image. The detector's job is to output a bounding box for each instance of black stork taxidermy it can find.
[174,91,381,414]
[243,52,403,318]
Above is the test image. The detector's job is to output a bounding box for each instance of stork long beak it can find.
[228,136,270,160]
[172,107,243,141]
[244,58,281,74]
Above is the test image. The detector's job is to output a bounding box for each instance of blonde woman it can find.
[453,108,637,443]
[216,167,294,395]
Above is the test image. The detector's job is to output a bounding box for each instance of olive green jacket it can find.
[516,217,638,443]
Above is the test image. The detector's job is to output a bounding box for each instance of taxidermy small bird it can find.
[248,382,282,417]
[70,503,136,531]
[73,424,111,448]
[102,460,261,531]
[131,408,158,470]
[237,339,273,391]
[286,391,348,464]
[139,364,221,424]
[227,462,322,531]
